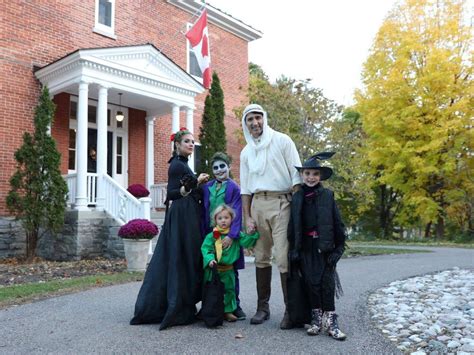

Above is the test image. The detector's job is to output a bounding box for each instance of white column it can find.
[171,104,180,152]
[75,81,89,210]
[186,107,195,171]
[96,85,108,210]
[145,116,156,190]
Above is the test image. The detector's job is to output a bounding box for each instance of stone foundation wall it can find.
[0,217,26,258]
[0,211,126,261]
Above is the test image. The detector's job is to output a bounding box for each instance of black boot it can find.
[307,309,322,336]
[250,267,271,324]
[279,272,293,329]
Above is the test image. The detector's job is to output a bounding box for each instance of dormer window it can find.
[93,0,116,39]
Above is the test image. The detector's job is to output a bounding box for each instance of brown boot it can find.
[250,267,272,324]
[279,272,293,329]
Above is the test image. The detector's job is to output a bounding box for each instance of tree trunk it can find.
[26,230,38,261]
[435,215,445,240]
[380,185,388,239]
[424,222,432,239]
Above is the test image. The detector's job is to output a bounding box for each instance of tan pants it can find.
[251,191,291,273]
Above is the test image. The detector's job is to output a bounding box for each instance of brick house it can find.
[0,0,261,259]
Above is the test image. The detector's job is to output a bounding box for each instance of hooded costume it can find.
[239,103,302,328]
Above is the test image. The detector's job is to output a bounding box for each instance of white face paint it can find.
[212,160,230,182]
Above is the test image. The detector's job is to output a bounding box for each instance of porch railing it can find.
[102,174,149,225]
[64,173,77,207]
[63,173,150,225]
[150,183,167,209]
[64,173,98,206]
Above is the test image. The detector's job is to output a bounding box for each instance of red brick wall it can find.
[0,0,249,215]
[128,108,146,186]
[52,93,71,174]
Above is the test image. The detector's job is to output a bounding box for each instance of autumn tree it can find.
[7,86,68,260]
[237,64,375,229]
[355,0,473,238]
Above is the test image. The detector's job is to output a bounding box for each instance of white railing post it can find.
[139,197,151,220]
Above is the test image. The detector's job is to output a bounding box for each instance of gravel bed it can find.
[369,267,474,354]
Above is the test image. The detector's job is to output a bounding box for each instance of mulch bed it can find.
[0,257,127,286]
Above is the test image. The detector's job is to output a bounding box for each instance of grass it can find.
[0,272,143,308]
[348,239,474,249]
[345,244,430,257]
[0,244,437,308]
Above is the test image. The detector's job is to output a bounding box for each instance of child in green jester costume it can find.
[201,205,260,322]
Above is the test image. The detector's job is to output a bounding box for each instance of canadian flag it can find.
[185,9,211,88]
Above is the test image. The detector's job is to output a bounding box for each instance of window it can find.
[187,23,203,80]
[116,136,123,174]
[68,129,76,170]
[98,0,112,27]
[194,143,202,173]
[70,101,77,120]
[88,105,97,123]
[94,0,116,39]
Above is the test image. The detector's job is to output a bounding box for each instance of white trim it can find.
[94,0,116,38]
[35,45,204,108]
[167,0,262,42]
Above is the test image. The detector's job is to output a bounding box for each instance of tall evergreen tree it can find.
[210,72,226,153]
[7,86,68,260]
[198,72,226,174]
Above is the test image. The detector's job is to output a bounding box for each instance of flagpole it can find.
[158,1,207,54]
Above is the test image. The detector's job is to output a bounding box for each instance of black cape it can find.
[130,155,203,330]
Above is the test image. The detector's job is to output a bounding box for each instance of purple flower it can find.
[118,219,159,240]
[127,184,150,198]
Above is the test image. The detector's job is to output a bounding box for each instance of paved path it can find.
[1,247,472,354]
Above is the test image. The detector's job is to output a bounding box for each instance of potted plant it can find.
[127,184,150,199]
[118,219,159,272]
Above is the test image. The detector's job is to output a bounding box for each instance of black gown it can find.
[130,155,203,330]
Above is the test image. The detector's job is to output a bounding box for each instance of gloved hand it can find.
[289,249,301,262]
[180,174,197,192]
[327,249,343,267]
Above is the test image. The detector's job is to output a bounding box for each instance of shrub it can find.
[118,219,159,240]
[127,184,150,198]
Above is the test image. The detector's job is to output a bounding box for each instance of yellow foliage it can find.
[355,0,473,232]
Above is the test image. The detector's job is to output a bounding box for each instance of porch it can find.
[33,44,204,260]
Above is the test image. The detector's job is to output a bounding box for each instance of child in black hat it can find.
[287,152,347,339]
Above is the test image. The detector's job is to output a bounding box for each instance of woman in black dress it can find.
[130,128,209,330]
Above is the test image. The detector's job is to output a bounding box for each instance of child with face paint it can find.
[288,152,347,340]
[201,152,247,320]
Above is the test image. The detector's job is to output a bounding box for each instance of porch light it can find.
[116,93,124,122]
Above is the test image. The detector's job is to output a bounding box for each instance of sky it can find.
[206,0,398,106]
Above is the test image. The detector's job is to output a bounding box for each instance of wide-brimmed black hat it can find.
[295,152,335,180]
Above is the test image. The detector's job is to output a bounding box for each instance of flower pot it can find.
[123,239,151,272]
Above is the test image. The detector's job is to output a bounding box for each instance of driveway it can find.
[1,246,472,354]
